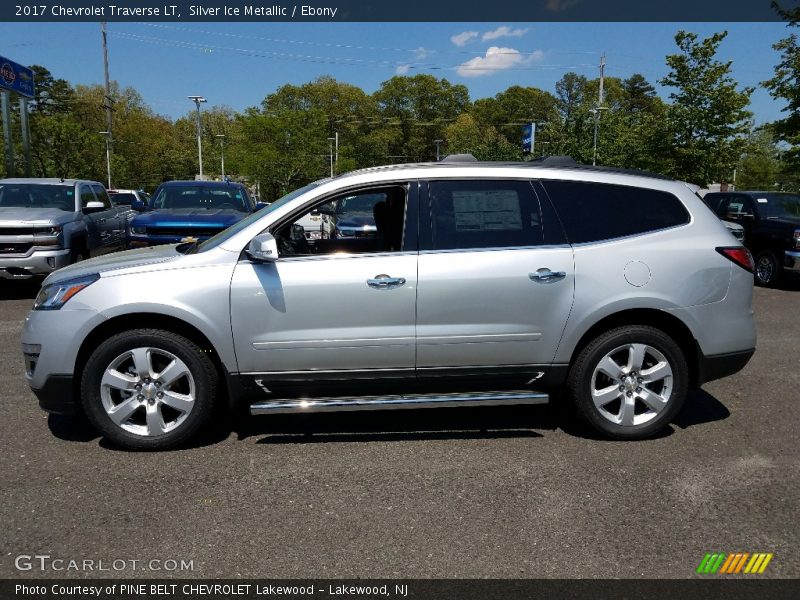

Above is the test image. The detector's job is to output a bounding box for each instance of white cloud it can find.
[412,46,430,60]
[396,64,411,75]
[456,47,543,78]
[451,31,479,47]
[482,26,529,41]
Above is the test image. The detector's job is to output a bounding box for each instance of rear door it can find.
[415,178,575,386]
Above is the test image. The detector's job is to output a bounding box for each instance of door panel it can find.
[230,254,418,374]
[416,247,574,367]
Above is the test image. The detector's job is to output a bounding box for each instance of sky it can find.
[0,21,791,125]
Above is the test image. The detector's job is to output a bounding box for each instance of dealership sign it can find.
[0,55,34,98]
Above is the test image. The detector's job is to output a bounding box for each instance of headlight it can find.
[34,225,62,235]
[130,225,147,235]
[33,274,100,311]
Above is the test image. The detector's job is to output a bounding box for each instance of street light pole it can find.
[216,134,226,179]
[99,131,111,189]
[327,137,336,177]
[187,95,207,179]
[434,139,443,161]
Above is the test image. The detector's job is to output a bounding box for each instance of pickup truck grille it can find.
[0,242,33,254]
[146,227,222,238]
[0,227,35,236]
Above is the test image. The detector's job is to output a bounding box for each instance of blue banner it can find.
[0,56,35,98]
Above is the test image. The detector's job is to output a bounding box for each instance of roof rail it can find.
[527,155,578,166]
[440,153,478,163]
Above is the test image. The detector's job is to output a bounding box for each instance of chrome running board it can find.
[250,390,549,415]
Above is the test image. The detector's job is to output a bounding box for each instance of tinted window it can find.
[91,185,113,209]
[719,195,754,218]
[543,180,689,244]
[752,193,800,219]
[80,186,97,208]
[428,180,542,250]
[109,192,137,205]
[151,185,249,212]
[0,184,74,211]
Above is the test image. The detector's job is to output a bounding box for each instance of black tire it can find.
[80,329,218,450]
[69,242,87,264]
[566,325,688,440]
[754,251,781,287]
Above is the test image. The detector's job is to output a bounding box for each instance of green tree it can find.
[735,128,782,190]
[443,114,518,161]
[763,2,800,171]
[660,30,753,186]
[471,85,559,152]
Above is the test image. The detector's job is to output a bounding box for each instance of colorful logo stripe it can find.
[696,552,773,574]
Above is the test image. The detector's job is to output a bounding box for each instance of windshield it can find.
[151,185,250,212]
[109,192,137,205]
[0,184,74,211]
[757,193,800,220]
[195,181,323,253]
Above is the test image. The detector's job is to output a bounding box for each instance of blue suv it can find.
[127,180,260,248]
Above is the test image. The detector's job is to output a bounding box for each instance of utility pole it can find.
[327,137,336,177]
[334,131,338,170]
[216,134,225,179]
[101,22,113,187]
[187,95,207,178]
[434,139,443,161]
[1,91,13,177]
[592,52,606,166]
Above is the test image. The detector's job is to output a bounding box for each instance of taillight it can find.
[716,246,754,273]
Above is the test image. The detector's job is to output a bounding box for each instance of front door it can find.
[230,183,418,392]
[415,178,575,384]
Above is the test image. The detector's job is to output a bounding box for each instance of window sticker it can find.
[452,190,522,231]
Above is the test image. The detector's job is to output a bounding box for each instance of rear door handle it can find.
[367,274,406,289]
[529,268,566,283]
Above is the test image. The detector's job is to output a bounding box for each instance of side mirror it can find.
[254,201,269,211]
[83,201,105,214]
[246,232,278,263]
[131,200,146,212]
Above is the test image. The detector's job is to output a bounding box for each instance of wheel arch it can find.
[566,308,702,389]
[73,312,232,412]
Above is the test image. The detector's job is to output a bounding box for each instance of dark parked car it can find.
[127,180,259,248]
[703,191,800,286]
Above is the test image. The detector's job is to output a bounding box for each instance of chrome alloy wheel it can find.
[756,255,775,284]
[100,347,196,437]
[590,343,674,427]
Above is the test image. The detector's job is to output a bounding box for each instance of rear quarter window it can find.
[542,180,690,244]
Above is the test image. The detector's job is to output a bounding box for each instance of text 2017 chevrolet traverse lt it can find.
[22,158,756,450]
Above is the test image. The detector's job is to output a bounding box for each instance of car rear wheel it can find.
[80,329,217,450]
[566,325,688,440]
[754,251,781,287]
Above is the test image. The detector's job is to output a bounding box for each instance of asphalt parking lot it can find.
[1,278,798,579]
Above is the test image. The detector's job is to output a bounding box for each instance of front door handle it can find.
[367,274,406,289]
[529,268,566,283]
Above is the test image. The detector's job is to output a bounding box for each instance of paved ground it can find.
[1,278,797,579]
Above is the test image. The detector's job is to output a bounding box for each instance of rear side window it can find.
[428,180,543,250]
[543,180,689,244]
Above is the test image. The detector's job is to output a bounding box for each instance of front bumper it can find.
[30,374,76,415]
[0,248,70,279]
[784,250,800,273]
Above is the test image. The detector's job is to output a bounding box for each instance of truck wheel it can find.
[754,251,781,287]
[80,329,218,450]
[566,325,688,440]
[69,244,87,264]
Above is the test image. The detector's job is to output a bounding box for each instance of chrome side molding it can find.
[249,390,549,415]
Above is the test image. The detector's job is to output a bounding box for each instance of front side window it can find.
[542,180,690,244]
[91,185,113,209]
[428,180,543,250]
[273,186,407,257]
[80,186,97,209]
[754,193,800,219]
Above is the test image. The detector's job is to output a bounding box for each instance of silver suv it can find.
[21,159,757,450]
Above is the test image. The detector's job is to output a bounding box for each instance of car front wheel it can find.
[754,251,781,287]
[566,325,688,440]
[80,329,218,450]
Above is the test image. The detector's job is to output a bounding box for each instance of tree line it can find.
[2,24,799,200]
